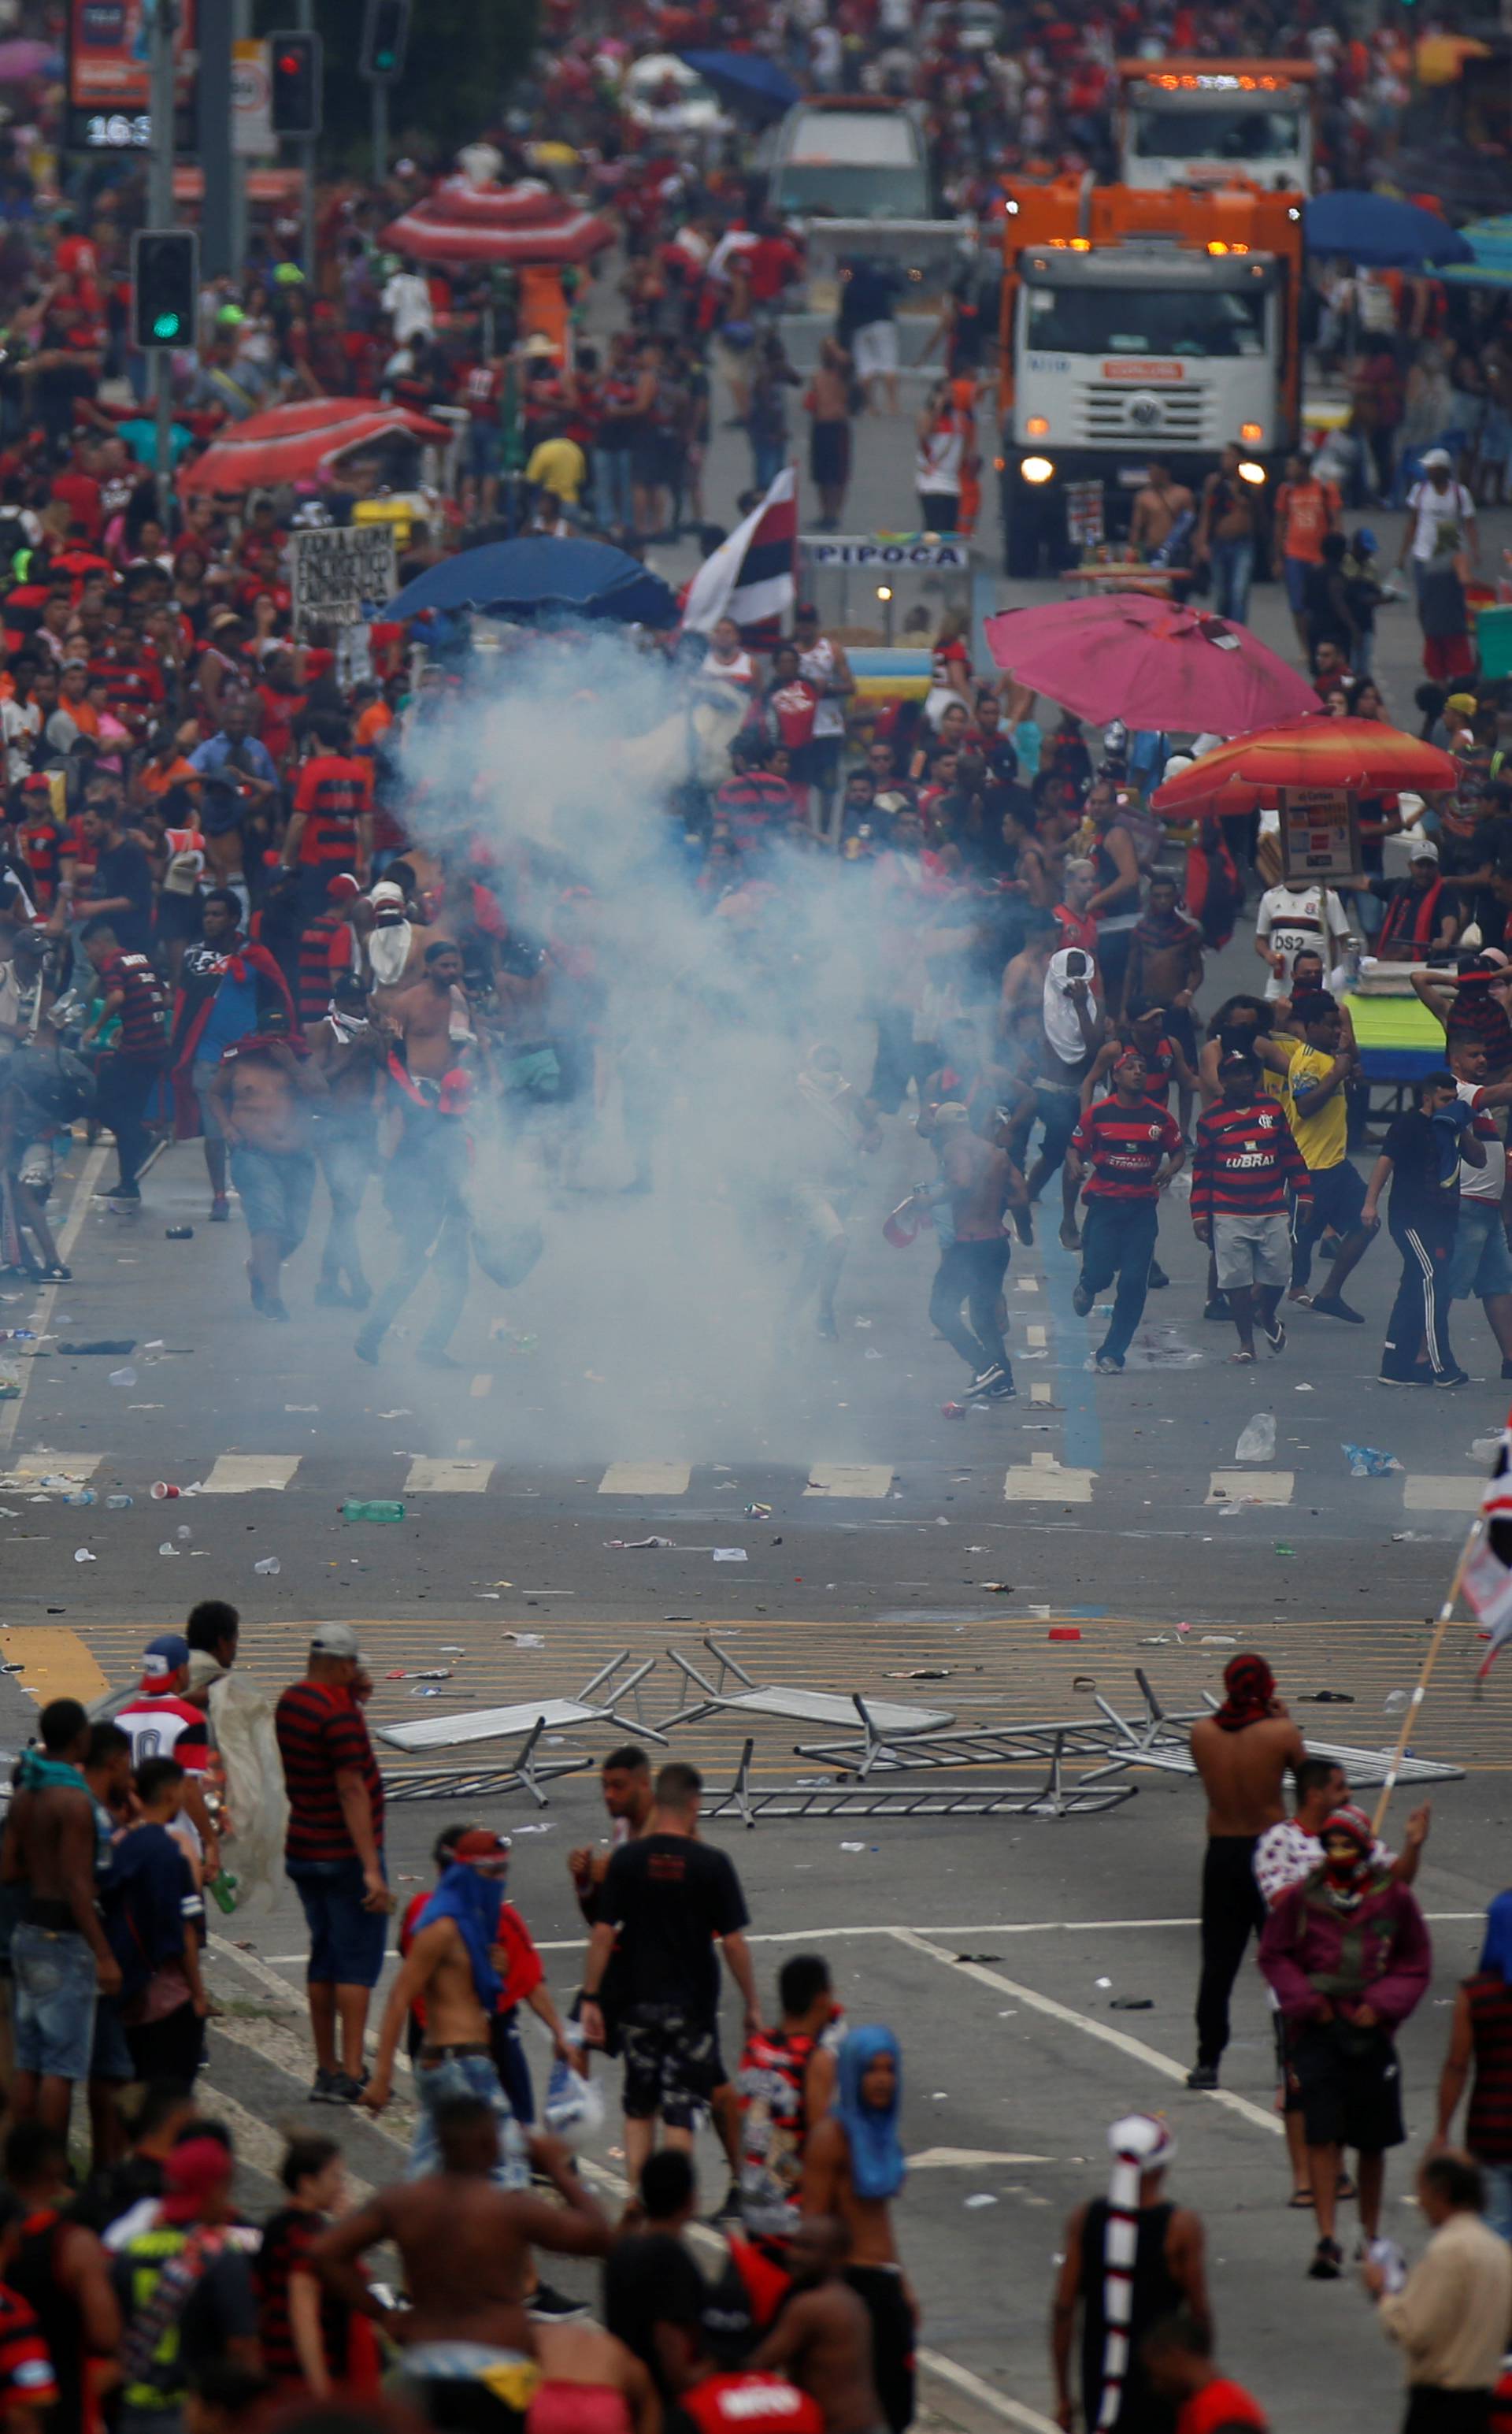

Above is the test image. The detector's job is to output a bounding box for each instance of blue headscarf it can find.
[1479,1891,1512,1983]
[419,1862,505,2010]
[834,2024,906,2201]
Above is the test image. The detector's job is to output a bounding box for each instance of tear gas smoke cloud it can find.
[391,629,914,1464]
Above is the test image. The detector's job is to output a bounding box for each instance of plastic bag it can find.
[471,1219,544,1292]
[1235,1412,1276,1464]
[1342,1443,1402,1478]
[543,2054,606,2139]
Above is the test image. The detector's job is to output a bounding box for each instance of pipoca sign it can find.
[802,537,971,568]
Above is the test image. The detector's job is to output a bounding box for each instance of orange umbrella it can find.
[1151,715,1458,816]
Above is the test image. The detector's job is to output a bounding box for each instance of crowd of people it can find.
[0,1618,1510,2434]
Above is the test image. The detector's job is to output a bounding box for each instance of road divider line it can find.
[403,1456,495,1493]
[199,1453,302,1493]
[887,1926,1281,2139]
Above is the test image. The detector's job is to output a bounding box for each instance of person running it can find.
[1258,1805,1432,2280]
[1022,948,1103,1247]
[1362,1070,1480,1386]
[306,970,384,1311]
[77,915,170,1203]
[354,1037,474,1369]
[1187,1653,1305,2092]
[206,1002,328,1321]
[800,2028,915,2434]
[1191,1052,1312,1362]
[1259,990,1377,1323]
[310,2095,613,2434]
[909,1101,1019,1401]
[1067,1051,1184,1375]
[1051,2115,1208,2434]
[1125,878,1204,1080]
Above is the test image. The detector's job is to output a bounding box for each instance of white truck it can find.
[1116,60,1316,195]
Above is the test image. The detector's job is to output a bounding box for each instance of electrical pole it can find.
[149,0,176,524]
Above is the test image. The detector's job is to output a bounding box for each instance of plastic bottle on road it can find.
[342,1500,406,1522]
[253,1556,281,1576]
[1235,1412,1276,1464]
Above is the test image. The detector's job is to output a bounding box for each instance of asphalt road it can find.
[2,380,1510,2434]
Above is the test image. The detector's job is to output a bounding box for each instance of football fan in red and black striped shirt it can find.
[80,917,169,1201]
[283,719,373,903]
[1192,1051,1312,1361]
[1067,1050,1184,1375]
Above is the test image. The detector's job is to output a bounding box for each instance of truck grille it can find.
[1080,384,1211,443]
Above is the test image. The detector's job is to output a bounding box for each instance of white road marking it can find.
[469,1374,492,1399]
[1025,1323,1048,1348]
[888,1926,1281,2139]
[1029,1385,1054,1406]
[404,1456,493,1493]
[1015,1278,1040,1294]
[804,1464,895,1498]
[908,2146,1052,2168]
[197,2072,348,2186]
[1206,1471,1295,1506]
[1003,1455,1095,1503]
[9,1451,104,1481]
[919,2352,1061,2434]
[598,1460,691,1495]
[199,1453,302,1493]
[1403,1477,1482,1512]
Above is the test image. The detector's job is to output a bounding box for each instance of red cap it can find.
[160,2136,235,2223]
[325,871,361,901]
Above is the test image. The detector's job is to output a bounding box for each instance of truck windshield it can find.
[1024,283,1266,358]
[1129,102,1303,162]
[771,163,932,217]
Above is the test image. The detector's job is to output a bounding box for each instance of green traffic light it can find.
[376,44,395,65]
[151,310,182,339]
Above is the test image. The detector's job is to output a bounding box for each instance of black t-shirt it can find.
[598,1833,750,2020]
[1384,1106,1465,1223]
[93,839,153,953]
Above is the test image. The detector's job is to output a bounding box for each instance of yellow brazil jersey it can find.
[1276,1034,1347,1172]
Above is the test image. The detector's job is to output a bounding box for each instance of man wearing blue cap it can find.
[114,1636,220,1883]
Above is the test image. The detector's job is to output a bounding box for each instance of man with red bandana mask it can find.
[1185,1653,1305,2095]
[1260,1805,1432,2282]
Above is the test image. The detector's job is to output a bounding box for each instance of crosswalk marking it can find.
[12,1452,102,1481]
[1003,1456,1096,1504]
[469,1374,491,1399]
[1029,1384,1054,1406]
[1403,1476,1482,1512]
[404,1457,493,1494]
[598,1461,691,1496]
[804,1464,895,1498]
[1206,1471,1295,1507]
[1025,1324,1048,1348]
[1015,1278,1040,1293]
[198,1454,302,1494]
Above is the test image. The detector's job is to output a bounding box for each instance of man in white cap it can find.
[1051,2114,1209,2434]
[1377,837,1457,960]
[365,878,418,992]
[1398,448,1478,687]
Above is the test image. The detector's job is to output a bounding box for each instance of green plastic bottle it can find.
[342,1500,406,1523]
[209,1869,239,1915]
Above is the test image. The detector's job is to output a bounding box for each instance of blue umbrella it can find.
[680,50,801,113]
[1303,191,1474,268]
[384,537,680,628]
[1440,213,1512,287]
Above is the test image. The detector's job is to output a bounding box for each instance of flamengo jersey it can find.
[678,2374,825,2434]
[113,1691,209,1775]
[1191,1100,1310,1220]
[1070,1095,1181,1200]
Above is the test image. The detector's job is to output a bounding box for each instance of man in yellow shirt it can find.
[1258,989,1378,1323]
[524,427,587,510]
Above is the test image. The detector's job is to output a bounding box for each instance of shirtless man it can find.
[384,939,480,1082]
[1125,876,1205,1073]
[801,2029,915,2434]
[208,1004,328,1320]
[308,971,384,1308]
[1,1698,121,2133]
[751,2217,884,2434]
[805,337,854,531]
[1128,460,1195,559]
[364,1825,529,2184]
[312,2095,612,2434]
[1187,1652,1305,2091]
[911,1102,1020,1397]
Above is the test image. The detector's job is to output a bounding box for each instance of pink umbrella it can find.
[984,592,1319,733]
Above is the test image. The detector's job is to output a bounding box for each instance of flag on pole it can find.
[680,466,797,638]
[1462,1428,1512,1677]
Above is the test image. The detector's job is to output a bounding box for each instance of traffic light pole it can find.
[297,0,316,285]
[372,76,388,188]
[198,0,234,281]
[149,0,176,525]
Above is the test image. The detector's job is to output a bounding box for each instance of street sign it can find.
[232,38,272,156]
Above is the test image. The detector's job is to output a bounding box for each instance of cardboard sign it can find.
[290,525,398,636]
[1277,785,1362,885]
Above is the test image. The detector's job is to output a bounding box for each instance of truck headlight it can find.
[1237,460,1266,486]
[1021,455,1054,484]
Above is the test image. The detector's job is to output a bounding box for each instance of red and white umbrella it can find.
[180,398,449,497]
[381,201,615,269]
[425,176,565,227]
